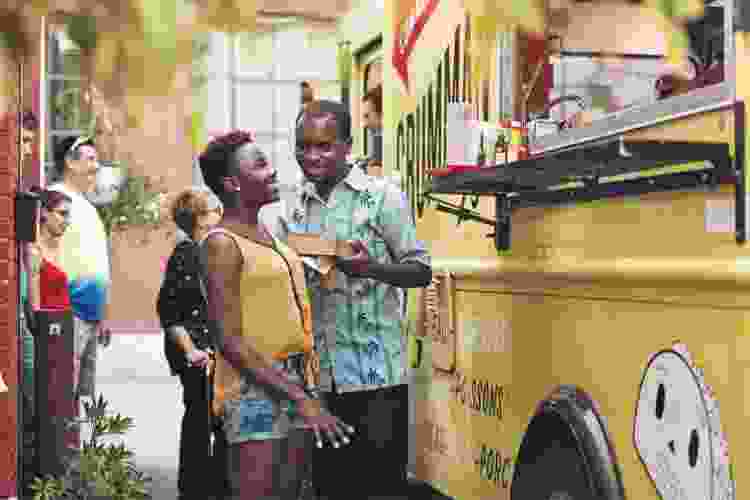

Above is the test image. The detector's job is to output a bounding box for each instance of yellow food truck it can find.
[344,0,750,498]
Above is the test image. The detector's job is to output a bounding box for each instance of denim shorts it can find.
[220,361,305,444]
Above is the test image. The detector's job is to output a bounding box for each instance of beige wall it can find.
[105,68,194,332]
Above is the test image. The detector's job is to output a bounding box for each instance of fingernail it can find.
[343,437,350,444]
[316,441,323,448]
[334,442,340,449]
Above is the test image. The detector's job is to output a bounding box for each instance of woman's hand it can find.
[21,242,33,272]
[296,398,355,449]
[97,326,112,348]
[185,349,210,369]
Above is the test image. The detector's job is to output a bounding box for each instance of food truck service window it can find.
[532,0,735,156]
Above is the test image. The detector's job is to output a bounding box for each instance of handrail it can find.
[432,255,750,289]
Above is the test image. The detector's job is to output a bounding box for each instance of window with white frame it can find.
[45,25,93,183]
[206,23,341,187]
[360,49,382,159]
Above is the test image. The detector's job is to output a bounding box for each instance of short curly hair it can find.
[171,187,222,236]
[198,130,254,202]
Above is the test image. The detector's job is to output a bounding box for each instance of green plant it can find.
[65,15,98,52]
[95,165,164,237]
[337,41,352,86]
[29,394,151,500]
[191,34,210,92]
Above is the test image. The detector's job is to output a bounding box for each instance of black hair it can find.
[296,99,352,144]
[363,85,383,115]
[198,130,254,205]
[29,185,72,222]
[21,110,38,131]
[54,136,95,178]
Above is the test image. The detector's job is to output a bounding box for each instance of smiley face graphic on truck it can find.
[634,343,734,500]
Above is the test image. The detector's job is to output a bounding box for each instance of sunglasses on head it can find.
[67,136,91,156]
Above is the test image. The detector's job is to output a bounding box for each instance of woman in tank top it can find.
[26,187,77,450]
[198,131,354,500]
[27,187,73,311]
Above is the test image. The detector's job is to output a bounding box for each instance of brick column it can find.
[0,54,20,499]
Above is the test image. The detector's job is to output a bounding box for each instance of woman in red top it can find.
[27,187,76,452]
[28,187,72,309]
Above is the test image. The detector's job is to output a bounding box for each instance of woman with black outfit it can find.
[156,188,224,500]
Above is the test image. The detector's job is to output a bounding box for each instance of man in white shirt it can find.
[49,136,112,404]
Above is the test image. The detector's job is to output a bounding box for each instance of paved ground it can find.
[95,334,183,499]
[93,334,451,500]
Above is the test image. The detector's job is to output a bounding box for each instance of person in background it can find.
[21,110,38,177]
[199,130,353,500]
[272,99,432,500]
[361,85,383,174]
[25,187,78,456]
[19,110,39,317]
[157,187,224,500]
[19,111,39,476]
[26,188,73,343]
[296,81,315,129]
[49,136,112,417]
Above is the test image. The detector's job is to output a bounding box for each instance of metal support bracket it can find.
[495,195,512,251]
[737,0,750,32]
[424,193,496,227]
[735,100,747,243]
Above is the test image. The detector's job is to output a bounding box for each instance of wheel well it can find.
[512,386,625,500]
[517,412,581,461]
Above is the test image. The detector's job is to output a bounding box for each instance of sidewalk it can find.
[95,333,182,499]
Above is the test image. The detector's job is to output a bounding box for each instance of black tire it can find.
[511,439,594,500]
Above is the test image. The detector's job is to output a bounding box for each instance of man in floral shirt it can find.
[268,99,431,500]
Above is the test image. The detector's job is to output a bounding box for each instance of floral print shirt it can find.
[267,166,430,393]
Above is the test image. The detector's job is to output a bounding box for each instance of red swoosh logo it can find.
[392,0,441,92]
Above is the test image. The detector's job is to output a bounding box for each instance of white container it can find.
[479,123,503,167]
[529,120,560,141]
[447,102,480,167]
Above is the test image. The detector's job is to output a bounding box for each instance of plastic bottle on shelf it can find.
[519,126,530,161]
[477,132,486,168]
[494,133,506,167]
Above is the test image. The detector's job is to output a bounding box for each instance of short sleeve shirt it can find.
[47,184,111,321]
[269,166,430,393]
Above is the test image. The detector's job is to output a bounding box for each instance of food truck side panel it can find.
[383,0,750,498]
[421,281,749,500]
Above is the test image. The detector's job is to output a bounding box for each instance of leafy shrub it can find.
[29,394,151,500]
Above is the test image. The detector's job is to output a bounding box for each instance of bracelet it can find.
[288,384,308,403]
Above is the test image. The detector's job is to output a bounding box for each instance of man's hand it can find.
[336,240,372,277]
[185,349,210,369]
[296,398,356,449]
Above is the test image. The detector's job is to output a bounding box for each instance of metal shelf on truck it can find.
[426,103,745,251]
